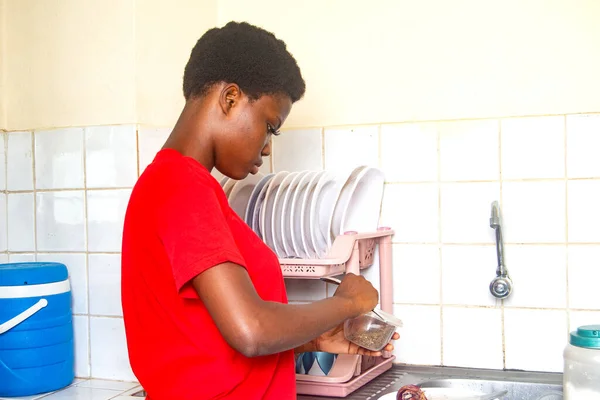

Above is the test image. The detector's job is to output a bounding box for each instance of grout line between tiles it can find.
[436,123,444,366]
[31,132,38,261]
[320,127,326,170]
[135,125,141,178]
[3,132,7,252]
[82,127,93,379]
[564,115,571,338]
[497,118,507,369]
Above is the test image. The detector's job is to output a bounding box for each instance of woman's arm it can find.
[192,263,377,358]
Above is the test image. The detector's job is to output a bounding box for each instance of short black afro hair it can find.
[183,21,306,103]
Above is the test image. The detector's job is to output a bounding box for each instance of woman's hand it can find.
[310,322,400,357]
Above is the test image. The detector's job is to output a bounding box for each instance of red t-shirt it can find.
[121,149,295,400]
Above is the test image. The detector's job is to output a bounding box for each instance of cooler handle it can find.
[0,299,48,335]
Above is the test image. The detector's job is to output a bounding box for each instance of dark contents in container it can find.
[347,324,396,351]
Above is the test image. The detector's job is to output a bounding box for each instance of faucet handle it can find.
[490,276,513,299]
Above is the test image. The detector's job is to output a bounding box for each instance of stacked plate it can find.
[221,166,385,259]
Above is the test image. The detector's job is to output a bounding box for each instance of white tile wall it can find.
[90,317,135,381]
[37,191,86,251]
[441,245,499,307]
[567,245,600,310]
[137,126,170,174]
[504,309,568,372]
[324,126,379,173]
[7,131,34,190]
[37,253,88,314]
[87,189,131,252]
[392,244,440,304]
[566,114,600,178]
[568,180,600,242]
[1,114,599,379]
[439,120,500,182]
[0,194,6,251]
[502,181,566,243]
[35,128,85,189]
[393,304,441,365]
[273,128,323,172]
[8,253,36,263]
[503,245,567,309]
[0,133,6,191]
[501,116,565,179]
[442,307,503,369]
[440,182,499,243]
[85,125,137,188]
[73,315,91,378]
[380,123,438,182]
[380,183,439,243]
[7,192,35,251]
[89,254,123,317]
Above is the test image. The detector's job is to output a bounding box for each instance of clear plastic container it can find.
[564,324,600,399]
[343,309,403,352]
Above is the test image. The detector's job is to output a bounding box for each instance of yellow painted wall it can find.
[3,0,600,130]
[220,0,600,128]
[136,0,217,126]
[6,0,136,130]
[4,0,217,131]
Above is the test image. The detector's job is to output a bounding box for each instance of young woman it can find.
[121,21,399,400]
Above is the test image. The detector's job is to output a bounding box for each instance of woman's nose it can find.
[261,140,272,157]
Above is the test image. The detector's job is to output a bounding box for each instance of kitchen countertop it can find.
[0,379,142,400]
[5,365,562,399]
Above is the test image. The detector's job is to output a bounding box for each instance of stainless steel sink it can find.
[419,378,563,399]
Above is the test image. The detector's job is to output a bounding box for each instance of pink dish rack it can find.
[280,227,396,398]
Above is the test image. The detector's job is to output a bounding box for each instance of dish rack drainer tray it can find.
[279,227,396,397]
[280,227,393,278]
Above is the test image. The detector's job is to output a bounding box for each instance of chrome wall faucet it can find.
[489,201,513,299]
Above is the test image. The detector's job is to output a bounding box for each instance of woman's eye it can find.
[267,123,280,136]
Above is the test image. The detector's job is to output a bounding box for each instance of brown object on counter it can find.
[397,384,427,400]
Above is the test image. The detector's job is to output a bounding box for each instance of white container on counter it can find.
[564,324,600,399]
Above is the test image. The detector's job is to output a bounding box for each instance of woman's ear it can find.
[219,83,242,115]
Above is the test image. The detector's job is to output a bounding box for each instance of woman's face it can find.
[214,87,292,180]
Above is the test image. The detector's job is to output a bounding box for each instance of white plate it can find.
[228,173,264,219]
[280,171,307,257]
[251,179,273,239]
[378,387,490,400]
[260,171,289,251]
[341,167,385,233]
[219,176,229,188]
[271,172,299,257]
[309,172,344,258]
[300,171,326,258]
[244,174,274,225]
[330,166,367,238]
[290,171,318,258]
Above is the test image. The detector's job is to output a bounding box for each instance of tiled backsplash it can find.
[1,114,599,381]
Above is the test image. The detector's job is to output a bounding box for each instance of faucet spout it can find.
[489,201,512,299]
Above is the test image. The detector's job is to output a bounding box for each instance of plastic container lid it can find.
[372,309,403,328]
[570,325,600,349]
[0,262,68,286]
